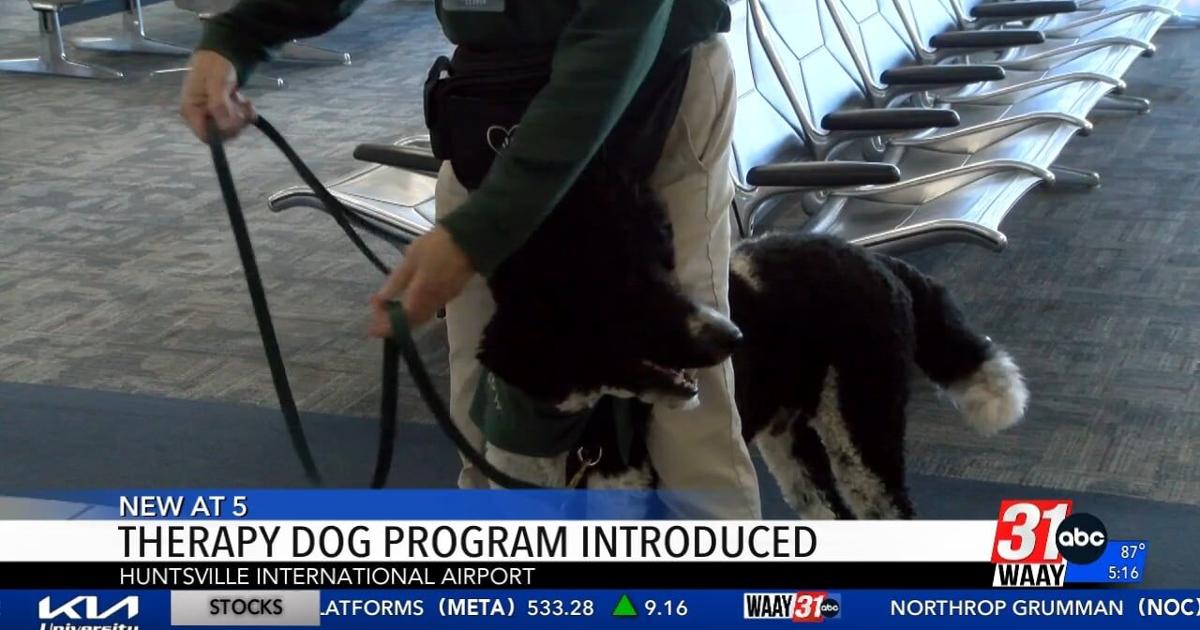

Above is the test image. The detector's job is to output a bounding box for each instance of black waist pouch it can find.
[423,47,552,189]
[424,46,693,190]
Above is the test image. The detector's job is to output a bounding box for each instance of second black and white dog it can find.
[475,166,1028,518]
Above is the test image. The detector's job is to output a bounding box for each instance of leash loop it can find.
[208,117,324,486]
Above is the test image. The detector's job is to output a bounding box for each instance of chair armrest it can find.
[930,29,1045,49]
[880,64,1005,86]
[353,143,442,174]
[174,0,234,12]
[29,0,86,9]
[971,1,1077,19]
[746,162,902,188]
[821,108,960,132]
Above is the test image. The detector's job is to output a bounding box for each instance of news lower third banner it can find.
[0,491,1185,628]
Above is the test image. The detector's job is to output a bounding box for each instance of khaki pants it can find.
[434,36,762,519]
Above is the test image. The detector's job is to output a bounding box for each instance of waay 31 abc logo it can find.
[743,592,841,622]
[991,500,1108,587]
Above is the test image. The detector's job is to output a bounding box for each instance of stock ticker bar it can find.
[0,561,1000,589]
[13,589,1200,629]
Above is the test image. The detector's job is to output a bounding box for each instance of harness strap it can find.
[206,116,540,489]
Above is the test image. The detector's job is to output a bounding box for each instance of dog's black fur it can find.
[480,163,741,410]
[725,234,1009,518]
[477,165,1026,518]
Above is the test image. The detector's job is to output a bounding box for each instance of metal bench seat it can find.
[885,118,1079,191]
[1037,6,1178,41]
[894,78,1108,152]
[929,50,1127,105]
[969,0,1195,34]
[755,0,1099,163]
[0,0,124,79]
[267,137,436,246]
[958,0,1179,36]
[733,0,1075,246]
[831,0,1126,110]
[970,19,1167,72]
[935,0,1177,72]
[897,2,1159,105]
[799,169,1044,253]
[68,0,190,58]
[916,0,1174,112]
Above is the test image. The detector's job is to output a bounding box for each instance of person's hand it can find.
[368,227,475,337]
[179,50,256,142]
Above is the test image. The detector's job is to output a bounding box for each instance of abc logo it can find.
[820,598,841,619]
[1056,513,1107,564]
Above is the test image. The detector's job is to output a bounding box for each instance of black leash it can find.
[206,116,540,489]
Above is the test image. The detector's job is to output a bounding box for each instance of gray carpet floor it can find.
[3,1,1200,507]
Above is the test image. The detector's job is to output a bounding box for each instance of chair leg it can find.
[0,10,124,79]
[1049,166,1101,190]
[150,65,287,89]
[1094,93,1152,115]
[278,41,352,65]
[145,12,288,87]
[70,0,190,56]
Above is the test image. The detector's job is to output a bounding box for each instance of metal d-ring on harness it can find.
[206,116,541,489]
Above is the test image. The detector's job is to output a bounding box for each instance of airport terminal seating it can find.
[912,0,1181,113]
[956,0,1178,39]
[0,0,187,79]
[891,0,1128,103]
[265,0,1186,258]
[0,0,350,81]
[0,0,130,79]
[269,135,439,248]
[67,0,189,57]
[770,0,1109,202]
[729,0,1057,250]
[750,0,1092,173]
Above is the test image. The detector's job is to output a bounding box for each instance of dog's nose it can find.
[725,325,745,350]
[707,319,744,353]
[690,305,743,355]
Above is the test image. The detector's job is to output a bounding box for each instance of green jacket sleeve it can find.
[439,0,676,276]
[196,0,366,84]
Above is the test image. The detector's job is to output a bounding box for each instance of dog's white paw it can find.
[946,349,1029,435]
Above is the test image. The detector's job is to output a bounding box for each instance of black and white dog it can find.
[476,165,1028,518]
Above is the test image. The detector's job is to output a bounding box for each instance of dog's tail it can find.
[877,255,1028,434]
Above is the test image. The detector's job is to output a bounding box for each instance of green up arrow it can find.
[612,594,639,617]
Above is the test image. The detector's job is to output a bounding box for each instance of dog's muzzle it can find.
[689,304,743,358]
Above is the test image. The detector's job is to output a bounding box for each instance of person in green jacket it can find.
[180,0,761,519]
